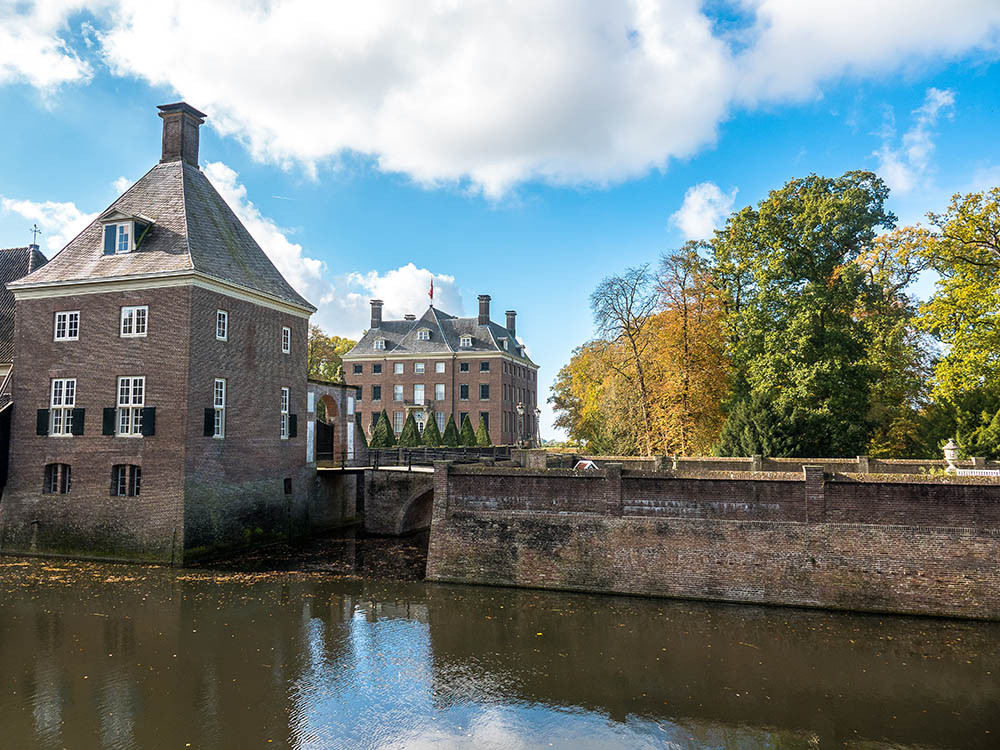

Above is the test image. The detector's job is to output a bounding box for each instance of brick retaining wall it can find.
[425,464,1000,619]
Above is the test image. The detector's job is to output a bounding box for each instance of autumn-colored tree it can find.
[649,243,728,454]
[308,325,356,382]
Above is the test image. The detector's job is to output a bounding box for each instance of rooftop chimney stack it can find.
[370,299,383,329]
[505,310,516,337]
[157,102,207,167]
[478,294,491,326]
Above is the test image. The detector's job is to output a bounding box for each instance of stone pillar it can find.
[803,465,825,523]
[525,449,548,469]
[431,461,452,524]
[751,454,763,472]
[973,456,986,468]
[857,455,870,473]
[604,463,623,516]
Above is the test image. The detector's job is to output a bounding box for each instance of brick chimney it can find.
[370,299,383,329]
[505,310,516,337]
[157,102,207,166]
[478,294,491,326]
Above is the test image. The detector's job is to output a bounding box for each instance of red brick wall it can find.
[1,287,192,562]
[344,353,538,445]
[0,285,314,563]
[427,466,1000,619]
[182,287,310,558]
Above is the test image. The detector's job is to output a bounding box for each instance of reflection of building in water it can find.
[2,563,998,749]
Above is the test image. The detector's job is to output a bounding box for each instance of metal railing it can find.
[318,445,512,470]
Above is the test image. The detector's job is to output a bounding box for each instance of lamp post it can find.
[516,401,525,448]
[534,406,541,447]
[943,438,959,472]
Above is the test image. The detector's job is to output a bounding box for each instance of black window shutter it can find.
[133,220,149,248]
[204,408,215,436]
[289,414,298,438]
[70,408,85,436]
[36,409,49,436]
[102,407,117,436]
[103,225,116,254]
[139,407,156,436]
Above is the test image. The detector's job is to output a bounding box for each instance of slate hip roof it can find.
[9,161,314,312]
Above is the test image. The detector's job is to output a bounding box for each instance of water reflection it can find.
[0,555,997,749]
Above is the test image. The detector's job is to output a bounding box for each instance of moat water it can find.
[1,532,998,749]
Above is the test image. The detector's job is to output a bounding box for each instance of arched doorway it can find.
[397,487,434,534]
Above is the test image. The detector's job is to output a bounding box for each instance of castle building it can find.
[342,296,539,446]
[0,103,315,564]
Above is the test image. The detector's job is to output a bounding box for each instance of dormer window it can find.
[374,338,386,350]
[101,213,152,255]
[500,338,509,351]
[460,335,472,348]
[417,328,431,341]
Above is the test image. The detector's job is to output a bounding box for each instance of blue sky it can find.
[1,2,999,437]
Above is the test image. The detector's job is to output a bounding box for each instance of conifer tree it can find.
[422,414,443,446]
[371,409,395,448]
[476,418,492,447]
[399,412,422,447]
[442,415,460,447]
[459,415,478,446]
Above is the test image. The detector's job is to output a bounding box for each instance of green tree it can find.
[370,409,395,448]
[458,415,477,447]
[422,414,443,446]
[475,418,492,447]
[917,188,1000,399]
[713,171,896,457]
[441,415,460,447]
[308,325,356,382]
[398,412,421,447]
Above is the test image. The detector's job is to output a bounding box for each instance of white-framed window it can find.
[413,384,425,403]
[117,376,145,436]
[281,326,291,353]
[54,311,79,341]
[417,328,430,341]
[460,335,472,347]
[435,362,445,373]
[435,411,445,431]
[111,464,141,497]
[415,411,426,433]
[216,310,228,341]
[502,339,509,350]
[394,362,404,374]
[393,384,404,401]
[110,222,130,253]
[120,305,148,337]
[435,383,445,401]
[414,362,425,374]
[393,411,404,433]
[374,338,386,350]
[213,378,226,438]
[49,378,76,436]
[280,387,290,440]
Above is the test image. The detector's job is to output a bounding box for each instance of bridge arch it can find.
[396,486,434,535]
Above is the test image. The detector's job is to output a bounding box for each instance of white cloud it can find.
[670,182,738,240]
[0,1,96,89]
[875,87,955,193]
[112,175,130,195]
[0,196,96,253]
[205,161,460,339]
[5,2,1000,195]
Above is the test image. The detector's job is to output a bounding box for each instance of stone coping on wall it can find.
[449,463,1000,486]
